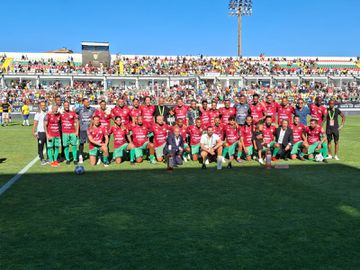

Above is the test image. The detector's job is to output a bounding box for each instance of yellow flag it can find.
[119,60,124,75]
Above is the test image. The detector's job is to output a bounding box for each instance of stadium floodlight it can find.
[228,0,253,57]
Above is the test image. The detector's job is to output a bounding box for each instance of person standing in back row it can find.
[76,98,96,164]
[154,96,169,119]
[326,100,345,160]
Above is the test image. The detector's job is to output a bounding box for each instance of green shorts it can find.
[113,143,129,158]
[89,147,100,157]
[155,143,166,158]
[262,141,276,153]
[227,142,239,157]
[308,142,320,155]
[62,133,78,146]
[47,137,61,148]
[291,141,303,155]
[191,143,200,155]
[245,145,253,156]
[134,142,149,158]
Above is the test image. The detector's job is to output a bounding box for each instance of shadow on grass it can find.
[0,163,360,270]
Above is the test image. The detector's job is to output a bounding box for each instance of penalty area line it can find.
[0,156,39,197]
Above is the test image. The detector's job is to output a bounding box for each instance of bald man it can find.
[154,96,170,119]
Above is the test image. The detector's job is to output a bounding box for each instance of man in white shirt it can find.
[48,95,64,113]
[200,126,223,169]
[32,101,49,165]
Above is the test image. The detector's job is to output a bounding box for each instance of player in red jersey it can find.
[111,97,131,126]
[302,119,328,162]
[208,100,220,126]
[171,118,191,161]
[212,116,224,141]
[109,116,133,164]
[61,101,79,165]
[239,115,255,161]
[45,104,62,167]
[263,94,279,123]
[174,98,189,124]
[87,115,109,166]
[140,96,155,128]
[249,94,266,124]
[187,118,204,161]
[94,100,112,132]
[150,115,170,162]
[222,116,242,168]
[219,99,236,124]
[309,97,327,126]
[288,115,306,160]
[261,116,277,160]
[129,116,155,164]
[277,97,295,125]
[199,100,211,129]
[129,98,141,124]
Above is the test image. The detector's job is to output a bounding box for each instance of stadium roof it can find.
[46,47,73,53]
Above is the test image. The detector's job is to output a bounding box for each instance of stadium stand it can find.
[0,52,359,112]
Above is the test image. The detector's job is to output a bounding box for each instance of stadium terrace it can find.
[1,52,359,113]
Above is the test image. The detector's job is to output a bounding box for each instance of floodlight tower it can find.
[229,0,253,57]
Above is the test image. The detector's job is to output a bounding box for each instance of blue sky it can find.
[1,0,359,56]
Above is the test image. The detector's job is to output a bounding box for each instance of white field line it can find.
[0,156,39,196]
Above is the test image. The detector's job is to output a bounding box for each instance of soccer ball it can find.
[75,165,85,175]
[315,154,324,162]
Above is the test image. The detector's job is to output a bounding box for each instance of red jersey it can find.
[171,124,188,142]
[200,110,211,129]
[129,107,141,122]
[187,125,203,145]
[305,125,325,145]
[264,102,279,123]
[219,107,236,124]
[46,113,61,137]
[290,123,306,143]
[208,109,220,125]
[241,124,254,147]
[61,111,77,134]
[174,105,189,123]
[263,124,276,144]
[310,104,327,125]
[140,105,155,127]
[224,124,240,145]
[250,103,266,124]
[94,109,112,131]
[150,123,169,147]
[111,106,131,125]
[130,125,149,147]
[109,125,129,149]
[87,125,107,150]
[277,105,295,125]
[213,124,224,141]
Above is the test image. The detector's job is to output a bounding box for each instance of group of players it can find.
[32,93,345,168]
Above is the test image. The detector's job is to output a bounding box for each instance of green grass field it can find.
[1,117,360,270]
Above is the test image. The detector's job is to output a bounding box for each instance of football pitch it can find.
[1,117,360,270]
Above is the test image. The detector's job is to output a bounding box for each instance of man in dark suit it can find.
[273,119,294,160]
[163,127,184,167]
[154,96,170,119]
